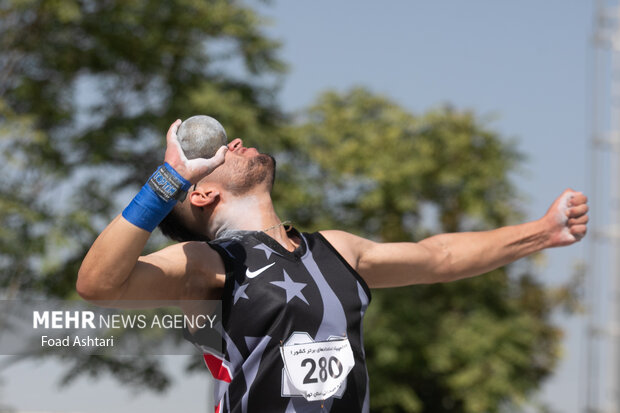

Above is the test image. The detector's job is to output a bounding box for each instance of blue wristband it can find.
[148,162,192,202]
[122,164,191,232]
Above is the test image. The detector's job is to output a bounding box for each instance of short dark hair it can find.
[158,208,210,242]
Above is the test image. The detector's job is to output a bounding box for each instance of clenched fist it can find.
[543,189,589,247]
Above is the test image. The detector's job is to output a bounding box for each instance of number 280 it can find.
[301,356,343,384]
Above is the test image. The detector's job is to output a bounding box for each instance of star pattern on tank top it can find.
[233,281,250,304]
[270,270,309,305]
[253,243,279,260]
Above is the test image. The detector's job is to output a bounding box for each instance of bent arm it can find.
[77,215,221,302]
[323,189,588,288]
[77,214,150,300]
[76,120,227,303]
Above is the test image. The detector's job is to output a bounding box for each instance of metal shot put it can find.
[177,115,228,160]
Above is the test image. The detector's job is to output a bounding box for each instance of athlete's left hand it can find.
[542,189,589,247]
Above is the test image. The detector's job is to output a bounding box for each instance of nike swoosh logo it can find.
[246,262,276,279]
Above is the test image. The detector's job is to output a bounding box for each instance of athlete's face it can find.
[208,138,276,195]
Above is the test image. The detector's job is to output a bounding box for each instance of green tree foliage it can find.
[279,88,570,412]
[0,0,285,390]
[0,0,287,292]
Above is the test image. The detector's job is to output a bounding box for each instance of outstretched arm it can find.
[322,189,588,288]
[77,120,227,302]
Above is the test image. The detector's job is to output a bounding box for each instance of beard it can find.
[226,153,276,195]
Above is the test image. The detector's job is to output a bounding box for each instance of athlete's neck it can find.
[210,193,298,251]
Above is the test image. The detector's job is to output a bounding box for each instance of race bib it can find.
[280,332,355,401]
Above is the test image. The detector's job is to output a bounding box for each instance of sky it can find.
[0,1,607,412]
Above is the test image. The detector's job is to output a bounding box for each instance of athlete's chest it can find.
[212,231,366,339]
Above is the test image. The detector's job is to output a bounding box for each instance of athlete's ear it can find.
[189,188,220,208]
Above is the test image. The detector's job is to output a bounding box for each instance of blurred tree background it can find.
[0,0,577,412]
[0,0,285,394]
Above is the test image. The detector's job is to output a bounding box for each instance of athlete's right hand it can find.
[163,119,228,183]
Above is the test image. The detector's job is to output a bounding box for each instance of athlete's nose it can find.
[228,138,243,152]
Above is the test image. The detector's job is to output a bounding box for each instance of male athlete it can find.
[77,119,589,413]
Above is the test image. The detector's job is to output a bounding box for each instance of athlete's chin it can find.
[232,153,276,194]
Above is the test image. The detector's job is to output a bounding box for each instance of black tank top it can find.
[186,229,371,413]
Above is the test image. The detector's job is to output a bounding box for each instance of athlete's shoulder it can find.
[155,240,226,298]
[180,239,223,261]
[318,230,376,271]
[318,230,376,249]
